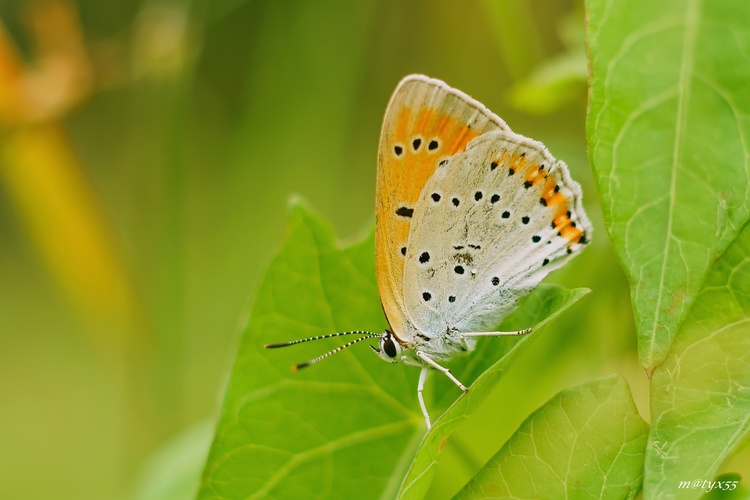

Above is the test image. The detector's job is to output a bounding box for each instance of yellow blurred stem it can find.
[0,125,137,336]
[0,6,140,344]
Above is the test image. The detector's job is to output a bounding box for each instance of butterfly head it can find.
[370,330,402,363]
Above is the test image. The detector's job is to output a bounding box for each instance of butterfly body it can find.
[379,324,475,365]
[268,74,591,428]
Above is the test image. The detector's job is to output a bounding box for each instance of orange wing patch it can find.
[375,76,506,337]
[536,170,585,247]
[389,106,480,213]
[492,150,586,248]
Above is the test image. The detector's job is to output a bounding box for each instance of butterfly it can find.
[266,75,591,428]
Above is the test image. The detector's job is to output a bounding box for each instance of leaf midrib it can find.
[646,0,701,366]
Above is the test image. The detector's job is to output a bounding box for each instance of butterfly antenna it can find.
[265,330,381,371]
[290,334,381,371]
[264,330,379,349]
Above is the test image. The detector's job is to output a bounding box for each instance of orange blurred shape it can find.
[0,1,139,342]
[0,0,92,125]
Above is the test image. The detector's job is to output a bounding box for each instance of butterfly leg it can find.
[416,350,468,393]
[417,367,431,429]
[459,327,533,339]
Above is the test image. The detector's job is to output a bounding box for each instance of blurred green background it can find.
[0,0,640,498]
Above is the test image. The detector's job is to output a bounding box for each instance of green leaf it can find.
[645,223,750,498]
[198,201,588,499]
[397,285,590,499]
[586,0,750,369]
[454,375,648,499]
[198,201,417,499]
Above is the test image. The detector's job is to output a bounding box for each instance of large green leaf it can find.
[198,201,588,499]
[645,223,750,498]
[455,375,648,499]
[586,0,750,370]
[198,202,416,499]
[397,285,590,499]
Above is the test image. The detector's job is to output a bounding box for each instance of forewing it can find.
[375,75,507,337]
[402,129,591,335]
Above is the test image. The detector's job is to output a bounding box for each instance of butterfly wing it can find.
[402,129,591,338]
[376,75,508,338]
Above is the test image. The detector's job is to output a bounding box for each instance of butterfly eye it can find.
[383,337,398,358]
[379,332,400,360]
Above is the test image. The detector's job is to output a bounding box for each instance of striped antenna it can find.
[265,330,381,371]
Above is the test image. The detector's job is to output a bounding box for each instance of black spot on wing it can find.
[396,206,414,218]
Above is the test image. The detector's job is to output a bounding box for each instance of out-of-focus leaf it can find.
[132,419,213,500]
[507,51,587,114]
[507,5,587,114]
[455,375,648,499]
